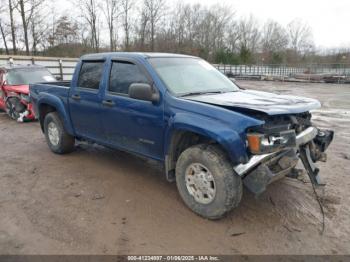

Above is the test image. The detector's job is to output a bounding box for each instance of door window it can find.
[77,61,104,90]
[109,61,149,95]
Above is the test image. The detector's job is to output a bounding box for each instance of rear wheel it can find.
[175,144,242,219]
[44,112,75,154]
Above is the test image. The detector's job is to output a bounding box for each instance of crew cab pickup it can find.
[30,53,334,219]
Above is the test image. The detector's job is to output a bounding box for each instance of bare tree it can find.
[237,15,261,63]
[8,0,17,54]
[226,20,240,53]
[158,2,235,59]
[0,0,9,54]
[0,19,9,55]
[206,4,233,51]
[287,19,314,54]
[260,20,288,63]
[78,0,100,52]
[30,8,48,54]
[53,16,80,45]
[184,4,205,52]
[18,0,29,55]
[137,7,150,50]
[47,4,58,47]
[166,3,205,53]
[17,0,43,55]
[168,2,186,49]
[238,16,260,51]
[142,0,166,51]
[261,20,288,52]
[121,0,134,50]
[101,0,120,51]
[16,0,46,55]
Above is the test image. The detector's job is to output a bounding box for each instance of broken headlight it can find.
[20,93,30,103]
[247,130,297,155]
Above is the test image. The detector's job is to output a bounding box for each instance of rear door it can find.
[69,60,106,141]
[101,59,165,160]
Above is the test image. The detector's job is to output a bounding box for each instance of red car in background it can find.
[0,64,56,122]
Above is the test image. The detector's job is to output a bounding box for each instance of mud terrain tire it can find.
[176,144,242,219]
[44,112,75,154]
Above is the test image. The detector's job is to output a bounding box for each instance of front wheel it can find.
[6,97,25,121]
[44,112,75,154]
[175,144,242,219]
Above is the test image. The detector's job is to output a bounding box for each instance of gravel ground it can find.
[0,81,349,255]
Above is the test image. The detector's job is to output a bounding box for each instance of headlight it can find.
[20,94,30,102]
[247,130,296,155]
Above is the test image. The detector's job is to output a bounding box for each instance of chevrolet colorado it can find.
[30,53,333,219]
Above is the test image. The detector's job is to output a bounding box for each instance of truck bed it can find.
[29,81,71,118]
[42,81,71,87]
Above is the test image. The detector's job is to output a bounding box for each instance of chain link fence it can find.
[214,63,350,83]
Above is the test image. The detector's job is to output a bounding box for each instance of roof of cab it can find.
[81,52,197,60]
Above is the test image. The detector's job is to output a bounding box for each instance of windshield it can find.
[6,68,56,85]
[149,57,239,96]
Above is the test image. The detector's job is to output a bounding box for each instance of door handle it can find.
[71,94,81,100]
[102,100,115,107]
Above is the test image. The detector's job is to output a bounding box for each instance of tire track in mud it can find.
[116,217,130,255]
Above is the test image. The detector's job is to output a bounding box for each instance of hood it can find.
[3,85,29,94]
[184,89,321,115]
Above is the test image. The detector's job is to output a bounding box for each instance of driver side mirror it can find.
[129,83,159,103]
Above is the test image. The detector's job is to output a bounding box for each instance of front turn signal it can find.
[247,133,263,154]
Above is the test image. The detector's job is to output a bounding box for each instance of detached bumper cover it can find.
[234,127,334,195]
[299,129,334,186]
[242,149,299,195]
[234,127,319,176]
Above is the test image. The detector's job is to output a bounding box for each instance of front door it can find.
[69,60,106,142]
[101,59,165,160]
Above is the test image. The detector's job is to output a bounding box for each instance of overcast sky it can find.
[179,0,350,49]
[2,0,348,50]
[47,0,350,49]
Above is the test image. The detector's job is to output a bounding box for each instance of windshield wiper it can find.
[179,90,225,97]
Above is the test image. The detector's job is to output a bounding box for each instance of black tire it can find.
[5,97,25,121]
[176,144,242,219]
[44,112,75,154]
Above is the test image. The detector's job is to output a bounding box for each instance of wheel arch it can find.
[37,94,74,135]
[164,114,248,181]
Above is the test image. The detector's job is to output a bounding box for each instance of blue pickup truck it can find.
[30,52,333,219]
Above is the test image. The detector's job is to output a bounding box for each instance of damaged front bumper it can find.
[234,127,334,195]
[16,99,35,122]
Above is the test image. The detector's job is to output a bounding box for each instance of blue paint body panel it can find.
[29,52,319,165]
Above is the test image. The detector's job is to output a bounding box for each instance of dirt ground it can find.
[0,81,350,255]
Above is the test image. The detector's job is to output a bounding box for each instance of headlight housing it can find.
[247,130,297,155]
[20,93,30,103]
